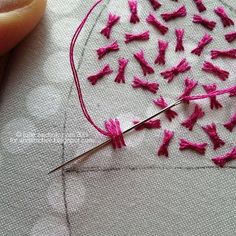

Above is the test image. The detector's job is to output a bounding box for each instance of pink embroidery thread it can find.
[125,31,150,44]
[224,113,236,132]
[155,40,168,65]
[193,0,206,12]
[225,32,236,43]
[179,139,207,155]
[153,97,178,122]
[202,61,229,81]
[148,0,161,10]
[146,14,169,35]
[211,49,236,59]
[134,50,155,76]
[128,0,140,24]
[212,148,236,168]
[179,78,198,102]
[157,130,174,157]
[193,15,216,31]
[115,58,129,84]
[161,5,187,22]
[181,105,205,131]
[87,64,113,85]
[175,29,185,52]
[132,77,159,94]
[214,7,234,27]
[191,34,213,56]
[202,123,225,150]
[133,119,161,130]
[100,13,120,39]
[160,59,191,83]
[203,84,222,110]
[97,41,119,59]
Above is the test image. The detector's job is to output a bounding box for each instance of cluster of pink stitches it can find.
[83,0,236,168]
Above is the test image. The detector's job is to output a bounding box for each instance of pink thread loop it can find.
[212,148,236,168]
[224,113,236,132]
[193,0,206,12]
[97,41,119,59]
[225,32,236,43]
[153,97,178,122]
[125,31,150,44]
[160,59,191,83]
[87,64,113,85]
[146,14,169,35]
[179,78,198,102]
[214,7,234,27]
[202,123,225,150]
[155,40,168,65]
[128,0,140,24]
[203,84,222,110]
[133,119,161,130]
[100,13,120,39]
[191,34,213,56]
[148,0,161,10]
[193,15,216,31]
[181,105,205,131]
[179,139,207,155]
[134,50,155,76]
[202,61,229,81]
[104,119,126,149]
[161,5,187,22]
[175,29,185,52]
[211,49,236,59]
[157,130,174,157]
[132,77,159,94]
[115,58,129,84]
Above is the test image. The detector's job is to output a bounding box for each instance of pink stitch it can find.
[148,0,161,10]
[97,41,119,59]
[202,123,225,150]
[115,58,129,84]
[193,0,206,12]
[155,40,168,65]
[229,87,236,97]
[146,14,169,35]
[125,31,150,44]
[133,119,161,130]
[203,84,222,110]
[104,119,126,149]
[175,29,185,52]
[202,61,229,81]
[212,147,236,168]
[128,0,140,24]
[157,130,174,157]
[181,105,205,131]
[179,78,198,102]
[87,64,113,85]
[179,139,207,155]
[224,113,236,132]
[193,15,216,31]
[225,32,236,43]
[214,7,234,27]
[191,34,213,56]
[132,76,159,94]
[134,50,155,76]
[211,49,236,59]
[160,59,191,83]
[100,13,120,39]
[161,5,187,22]
[153,97,178,122]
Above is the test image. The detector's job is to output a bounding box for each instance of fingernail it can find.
[0,0,33,13]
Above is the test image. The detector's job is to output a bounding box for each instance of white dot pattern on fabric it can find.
[31,216,69,236]
[26,86,62,119]
[47,175,86,213]
[47,0,75,14]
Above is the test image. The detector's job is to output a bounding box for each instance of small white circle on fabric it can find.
[0,118,37,154]
[47,0,75,14]
[31,216,69,236]
[26,86,62,119]
[47,175,86,213]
